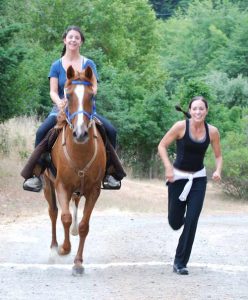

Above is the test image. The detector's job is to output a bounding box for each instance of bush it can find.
[205,127,248,200]
[205,71,248,108]
[0,125,10,155]
[0,116,38,160]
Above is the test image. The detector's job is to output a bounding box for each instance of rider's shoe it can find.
[103,175,121,189]
[107,175,120,187]
[23,176,42,192]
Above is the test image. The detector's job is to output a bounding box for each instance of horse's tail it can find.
[175,105,191,118]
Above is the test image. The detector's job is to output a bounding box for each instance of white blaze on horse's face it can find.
[73,85,89,144]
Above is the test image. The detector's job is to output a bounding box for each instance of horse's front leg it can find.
[71,193,80,236]
[56,182,72,255]
[72,186,101,276]
[43,175,58,250]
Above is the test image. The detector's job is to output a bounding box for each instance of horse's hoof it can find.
[50,246,58,256]
[70,228,79,236]
[58,245,71,255]
[72,264,84,276]
[48,247,59,264]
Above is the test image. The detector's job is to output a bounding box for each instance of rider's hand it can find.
[57,98,67,110]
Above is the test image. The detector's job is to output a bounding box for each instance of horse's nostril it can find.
[72,128,89,143]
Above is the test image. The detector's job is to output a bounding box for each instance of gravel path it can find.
[0,172,248,300]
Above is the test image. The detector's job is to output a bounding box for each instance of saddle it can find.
[21,118,126,190]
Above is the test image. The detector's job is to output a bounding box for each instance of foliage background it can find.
[0,0,247,199]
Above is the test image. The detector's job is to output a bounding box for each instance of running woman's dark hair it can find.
[188,96,208,109]
[175,105,191,118]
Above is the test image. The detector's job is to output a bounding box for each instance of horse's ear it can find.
[85,66,93,80]
[67,65,75,79]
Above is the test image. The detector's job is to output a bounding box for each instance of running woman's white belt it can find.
[171,167,207,201]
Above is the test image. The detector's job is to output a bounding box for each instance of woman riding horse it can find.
[21,25,125,191]
[44,64,106,275]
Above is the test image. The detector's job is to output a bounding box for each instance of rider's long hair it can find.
[61,26,85,57]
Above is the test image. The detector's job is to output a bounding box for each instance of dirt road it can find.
[0,171,248,299]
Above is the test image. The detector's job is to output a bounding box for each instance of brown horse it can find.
[43,65,106,276]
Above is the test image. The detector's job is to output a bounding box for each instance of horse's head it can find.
[64,65,97,144]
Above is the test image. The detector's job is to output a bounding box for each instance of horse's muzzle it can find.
[73,128,89,144]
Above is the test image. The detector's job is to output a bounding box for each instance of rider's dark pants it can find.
[95,113,117,149]
[35,113,117,149]
[35,114,57,147]
[167,176,207,268]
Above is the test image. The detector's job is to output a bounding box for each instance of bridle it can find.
[64,80,96,129]
[62,79,99,194]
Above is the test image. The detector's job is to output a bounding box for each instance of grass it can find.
[0,116,40,160]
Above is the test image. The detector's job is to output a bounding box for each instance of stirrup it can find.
[23,185,42,193]
[23,177,42,193]
[102,176,121,190]
[102,181,121,190]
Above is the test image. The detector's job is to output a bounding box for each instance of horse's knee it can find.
[61,213,72,228]
[78,221,89,236]
[49,207,58,219]
[168,217,184,230]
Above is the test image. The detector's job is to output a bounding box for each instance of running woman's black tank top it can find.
[173,119,210,172]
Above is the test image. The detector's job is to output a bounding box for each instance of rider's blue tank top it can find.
[48,57,98,116]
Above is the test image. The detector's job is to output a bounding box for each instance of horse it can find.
[43,65,106,276]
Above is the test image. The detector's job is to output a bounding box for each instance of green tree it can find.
[211,14,248,77]
[149,0,191,18]
[10,44,57,117]
[205,71,248,108]
[4,0,169,177]
[205,118,248,199]
[0,18,25,122]
[160,0,244,93]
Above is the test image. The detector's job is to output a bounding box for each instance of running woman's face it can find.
[189,100,208,122]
